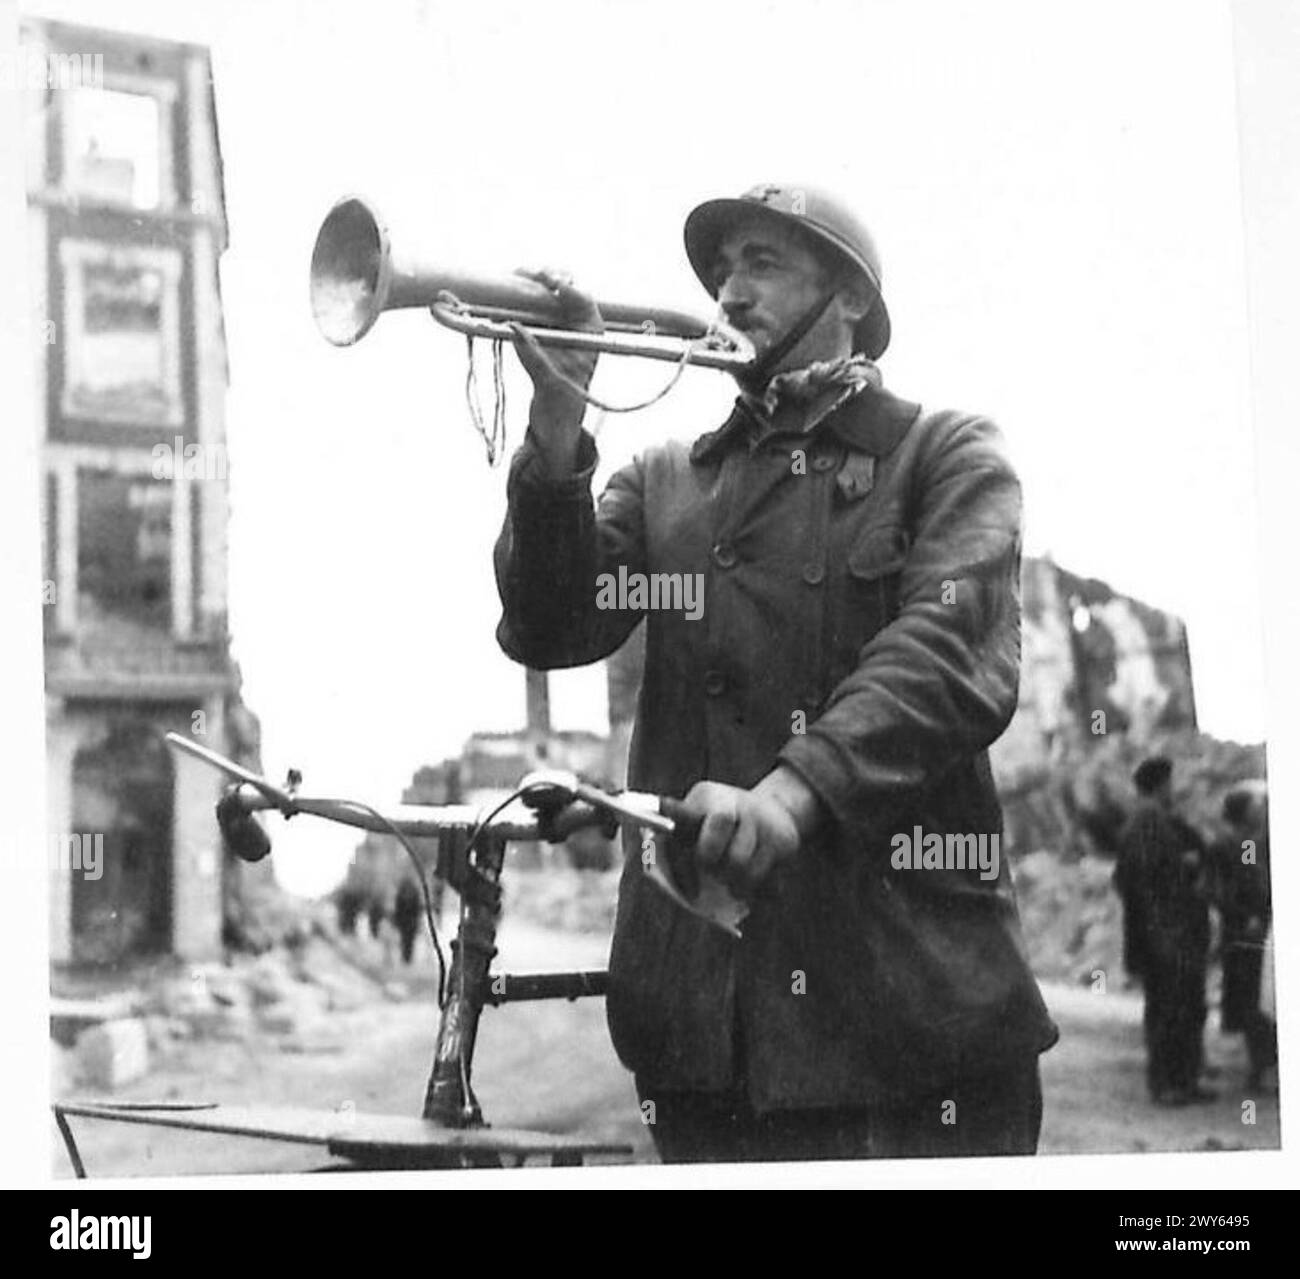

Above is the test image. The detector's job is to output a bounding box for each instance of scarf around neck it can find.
[746,353,883,421]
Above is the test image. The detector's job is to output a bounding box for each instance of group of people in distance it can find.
[334,876,427,967]
[1115,756,1274,1105]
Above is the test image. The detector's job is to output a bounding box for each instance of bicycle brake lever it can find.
[571,781,674,834]
[659,798,702,901]
[640,802,748,939]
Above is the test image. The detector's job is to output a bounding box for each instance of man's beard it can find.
[732,290,838,394]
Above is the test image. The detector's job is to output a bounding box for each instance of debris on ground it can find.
[51,921,406,1093]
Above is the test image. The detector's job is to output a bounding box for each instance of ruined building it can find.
[990,555,1197,776]
[28,20,255,964]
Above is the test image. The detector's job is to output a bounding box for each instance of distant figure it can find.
[335,884,365,937]
[1117,756,1214,1106]
[1113,826,1149,987]
[393,877,423,966]
[367,895,386,942]
[1214,784,1275,1088]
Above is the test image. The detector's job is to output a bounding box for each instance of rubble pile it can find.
[51,927,396,1094]
[1011,851,1126,986]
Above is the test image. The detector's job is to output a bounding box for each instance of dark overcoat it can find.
[495,383,1058,1110]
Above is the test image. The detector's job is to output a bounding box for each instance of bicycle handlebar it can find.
[164,732,698,858]
[222,781,672,842]
[166,732,737,936]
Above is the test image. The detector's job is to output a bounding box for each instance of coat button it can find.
[802,563,825,585]
[704,670,727,696]
[712,542,738,569]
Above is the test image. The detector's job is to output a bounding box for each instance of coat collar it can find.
[689,383,922,464]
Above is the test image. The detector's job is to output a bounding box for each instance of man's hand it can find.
[680,767,823,896]
[508,267,604,478]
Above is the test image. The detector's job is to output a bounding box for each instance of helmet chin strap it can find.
[735,289,837,395]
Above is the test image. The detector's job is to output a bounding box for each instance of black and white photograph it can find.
[1,0,1297,1216]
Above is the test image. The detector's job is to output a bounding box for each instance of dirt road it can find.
[53,923,1278,1178]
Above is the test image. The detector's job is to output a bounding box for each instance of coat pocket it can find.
[825,523,911,689]
[848,523,910,627]
[847,523,910,582]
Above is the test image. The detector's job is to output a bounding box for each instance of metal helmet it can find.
[683,182,891,359]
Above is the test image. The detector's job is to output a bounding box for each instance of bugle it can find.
[309,195,754,373]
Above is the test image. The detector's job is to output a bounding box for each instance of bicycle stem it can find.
[422,831,507,1129]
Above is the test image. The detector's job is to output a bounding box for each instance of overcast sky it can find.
[26,0,1268,895]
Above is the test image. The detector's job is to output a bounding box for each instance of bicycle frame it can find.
[52,736,684,1174]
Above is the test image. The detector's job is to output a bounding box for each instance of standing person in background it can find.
[1114,819,1150,989]
[367,895,386,942]
[1214,783,1275,1089]
[334,882,364,937]
[393,877,423,967]
[1118,757,1214,1106]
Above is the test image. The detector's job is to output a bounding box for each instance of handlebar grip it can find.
[216,786,272,862]
[658,798,702,901]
